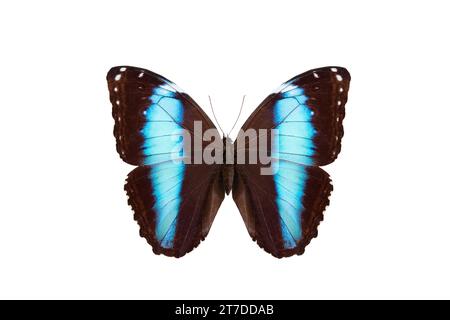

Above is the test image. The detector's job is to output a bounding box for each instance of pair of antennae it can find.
[208,95,246,137]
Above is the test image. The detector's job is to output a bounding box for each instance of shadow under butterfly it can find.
[106,66,350,258]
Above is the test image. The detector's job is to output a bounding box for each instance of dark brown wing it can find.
[232,67,350,258]
[107,66,216,165]
[126,164,224,257]
[107,66,224,257]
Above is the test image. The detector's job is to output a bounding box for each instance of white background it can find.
[1,0,449,299]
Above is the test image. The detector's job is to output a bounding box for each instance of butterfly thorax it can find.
[222,137,234,195]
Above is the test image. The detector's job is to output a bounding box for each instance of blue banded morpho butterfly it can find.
[107,66,350,258]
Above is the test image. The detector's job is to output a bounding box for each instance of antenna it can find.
[208,95,225,136]
[228,95,246,137]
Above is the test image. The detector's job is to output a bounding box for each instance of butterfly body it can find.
[221,137,236,195]
[107,66,350,258]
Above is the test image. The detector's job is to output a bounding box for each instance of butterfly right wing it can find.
[107,66,224,257]
[232,67,350,258]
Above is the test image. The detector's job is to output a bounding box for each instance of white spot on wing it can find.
[114,74,121,81]
[313,72,319,79]
[119,67,127,72]
[336,74,343,81]
[138,72,144,78]
[331,67,338,72]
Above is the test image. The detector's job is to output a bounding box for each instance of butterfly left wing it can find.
[232,66,350,257]
[125,164,224,257]
[107,66,224,257]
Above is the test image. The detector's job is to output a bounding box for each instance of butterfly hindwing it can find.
[233,164,332,256]
[107,66,224,257]
[233,66,350,257]
[126,164,224,256]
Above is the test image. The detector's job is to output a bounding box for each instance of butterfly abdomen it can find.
[222,164,234,195]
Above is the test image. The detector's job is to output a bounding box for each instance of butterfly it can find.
[106,66,350,258]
